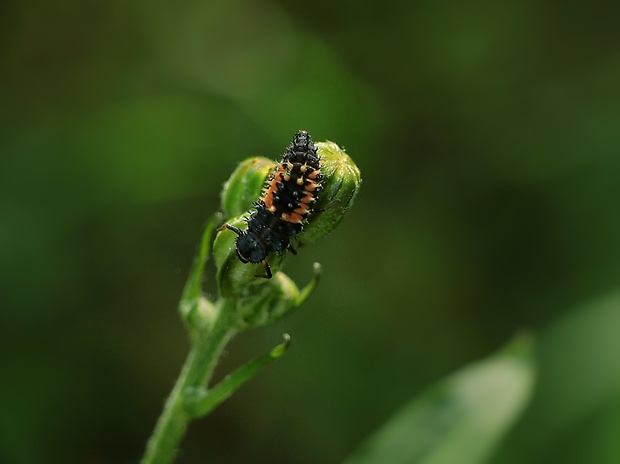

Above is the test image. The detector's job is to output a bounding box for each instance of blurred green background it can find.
[2,1,620,463]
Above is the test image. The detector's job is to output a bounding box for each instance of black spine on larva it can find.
[283,130,321,168]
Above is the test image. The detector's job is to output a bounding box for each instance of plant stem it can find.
[141,298,239,464]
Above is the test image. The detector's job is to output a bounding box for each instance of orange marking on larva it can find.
[308,170,320,180]
[304,181,317,192]
[263,189,274,209]
[263,175,280,209]
[290,212,304,223]
[281,211,304,223]
[294,205,309,215]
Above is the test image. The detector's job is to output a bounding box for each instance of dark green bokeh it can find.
[2,1,620,463]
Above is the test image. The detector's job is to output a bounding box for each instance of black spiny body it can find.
[223,130,322,278]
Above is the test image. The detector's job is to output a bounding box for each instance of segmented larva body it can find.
[224,130,322,278]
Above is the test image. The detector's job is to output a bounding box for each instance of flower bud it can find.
[237,272,307,329]
[301,141,362,244]
[221,157,276,219]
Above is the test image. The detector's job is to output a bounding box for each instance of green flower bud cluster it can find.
[215,137,361,328]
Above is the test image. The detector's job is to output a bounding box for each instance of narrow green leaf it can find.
[183,334,292,418]
[293,262,321,307]
[179,212,222,326]
[344,333,536,464]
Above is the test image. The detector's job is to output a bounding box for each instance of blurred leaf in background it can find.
[344,333,536,464]
[1,0,620,463]
[495,292,620,464]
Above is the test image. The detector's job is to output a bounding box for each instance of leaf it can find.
[493,292,620,464]
[344,333,536,464]
[178,213,222,330]
[181,212,223,306]
[183,334,291,418]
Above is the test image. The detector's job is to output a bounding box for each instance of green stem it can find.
[141,298,238,464]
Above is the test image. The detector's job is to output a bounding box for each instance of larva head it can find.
[215,217,284,297]
[235,231,267,264]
